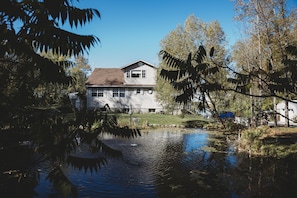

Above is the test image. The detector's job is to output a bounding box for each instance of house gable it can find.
[121,60,156,70]
[121,60,157,86]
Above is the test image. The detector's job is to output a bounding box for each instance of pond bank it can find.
[117,113,297,158]
[236,126,297,158]
[116,113,210,129]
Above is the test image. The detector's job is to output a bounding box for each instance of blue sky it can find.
[72,0,244,69]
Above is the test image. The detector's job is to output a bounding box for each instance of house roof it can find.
[85,68,124,85]
[121,60,156,70]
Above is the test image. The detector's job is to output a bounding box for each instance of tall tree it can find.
[232,0,297,126]
[157,15,229,114]
[0,0,100,113]
[160,45,228,126]
[68,55,91,94]
[159,2,297,126]
[0,1,126,197]
[1,2,142,197]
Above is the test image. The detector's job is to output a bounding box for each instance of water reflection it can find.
[34,128,297,197]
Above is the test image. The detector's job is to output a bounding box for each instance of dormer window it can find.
[126,69,146,78]
[131,70,141,78]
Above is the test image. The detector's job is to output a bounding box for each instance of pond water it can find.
[34,128,297,197]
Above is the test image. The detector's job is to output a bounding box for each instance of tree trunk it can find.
[206,92,225,128]
[274,96,277,127]
[285,99,289,127]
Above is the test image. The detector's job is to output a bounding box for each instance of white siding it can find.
[124,64,156,85]
[86,87,162,113]
[86,61,163,112]
[276,100,297,123]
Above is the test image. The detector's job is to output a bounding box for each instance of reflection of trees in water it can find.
[0,109,140,197]
[154,131,297,197]
[155,132,235,197]
[231,155,297,197]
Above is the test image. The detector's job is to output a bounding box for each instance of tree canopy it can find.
[0,1,141,197]
[159,0,297,125]
[156,15,229,114]
[0,0,101,121]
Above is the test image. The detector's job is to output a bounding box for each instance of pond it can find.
[34,128,297,197]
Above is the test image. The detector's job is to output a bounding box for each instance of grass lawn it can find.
[115,113,210,128]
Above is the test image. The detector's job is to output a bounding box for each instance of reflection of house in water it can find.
[85,60,163,113]
[101,130,185,184]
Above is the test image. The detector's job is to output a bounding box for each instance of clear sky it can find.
[72,0,244,69]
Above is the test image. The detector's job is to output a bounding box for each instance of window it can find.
[113,88,118,97]
[91,90,97,97]
[126,71,130,78]
[113,88,125,97]
[149,109,156,113]
[130,69,146,78]
[98,89,104,97]
[91,88,104,97]
[131,70,141,78]
[119,88,125,97]
[136,88,141,94]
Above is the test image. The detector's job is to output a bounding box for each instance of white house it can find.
[85,60,163,113]
[276,100,297,123]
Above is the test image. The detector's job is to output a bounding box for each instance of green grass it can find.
[115,113,210,128]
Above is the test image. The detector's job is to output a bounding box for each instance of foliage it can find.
[159,40,297,127]
[0,0,100,113]
[231,0,297,125]
[68,55,92,94]
[237,126,297,158]
[157,15,229,114]
[34,53,91,107]
[160,46,219,105]
[0,108,141,197]
[0,1,128,197]
[0,0,100,116]
[158,2,297,123]
[159,45,230,127]
[229,44,297,100]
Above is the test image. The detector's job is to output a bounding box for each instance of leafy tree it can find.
[33,51,72,107]
[0,1,140,197]
[68,55,91,94]
[159,46,228,126]
[157,15,229,114]
[34,53,91,108]
[232,0,297,126]
[0,0,100,115]
[67,55,91,110]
